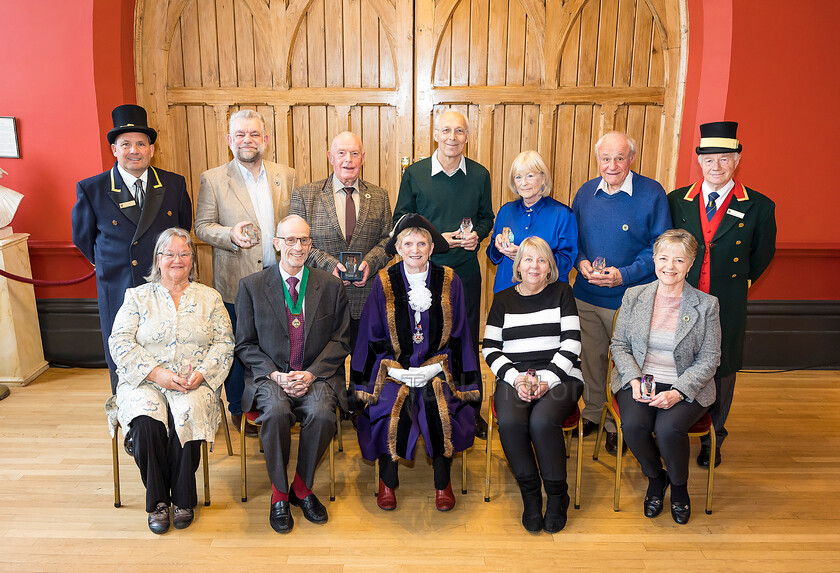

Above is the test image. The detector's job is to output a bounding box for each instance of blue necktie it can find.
[706,191,719,221]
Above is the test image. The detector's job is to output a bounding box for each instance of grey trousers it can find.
[576,298,619,432]
[252,379,337,492]
[701,372,737,448]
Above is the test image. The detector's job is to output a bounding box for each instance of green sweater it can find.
[394,156,494,277]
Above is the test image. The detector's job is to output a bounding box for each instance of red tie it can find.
[286,277,304,371]
[344,187,356,243]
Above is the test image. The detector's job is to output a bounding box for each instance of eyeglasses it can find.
[435,127,467,137]
[276,236,312,246]
[158,251,193,260]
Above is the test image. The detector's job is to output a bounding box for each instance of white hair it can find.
[229,109,266,135]
[595,131,637,158]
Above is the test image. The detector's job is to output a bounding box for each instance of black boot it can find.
[516,475,543,533]
[543,479,570,533]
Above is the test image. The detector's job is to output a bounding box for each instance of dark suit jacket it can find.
[235,265,351,412]
[72,163,193,370]
[668,181,776,376]
[289,176,393,319]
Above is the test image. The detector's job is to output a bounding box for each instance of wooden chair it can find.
[483,394,583,508]
[592,355,716,514]
[240,407,341,502]
[112,395,232,508]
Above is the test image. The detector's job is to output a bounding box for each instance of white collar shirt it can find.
[116,164,149,200]
[331,175,360,238]
[596,170,634,196]
[701,179,735,208]
[431,151,467,177]
[236,160,275,267]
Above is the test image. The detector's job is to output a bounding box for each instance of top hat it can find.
[385,213,450,256]
[696,121,742,154]
[107,104,158,145]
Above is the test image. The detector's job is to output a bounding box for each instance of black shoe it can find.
[124,433,134,457]
[605,431,628,456]
[579,419,597,438]
[543,493,570,533]
[671,500,691,524]
[269,500,294,533]
[147,502,170,534]
[289,489,328,524]
[474,414,488,440]
[517,477,543,533]
[697,445,722,468]
[643,477,670,518]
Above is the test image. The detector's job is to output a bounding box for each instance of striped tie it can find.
[706,191,719,221]
[134,179,145,211]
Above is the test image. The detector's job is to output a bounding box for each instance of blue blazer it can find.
[72,162,193,370]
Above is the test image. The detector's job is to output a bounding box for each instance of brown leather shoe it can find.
[605,431,628,456]
[435,483,455,511]
[377,480,397,510]
[147,502,170,534]
[173,506,194,529]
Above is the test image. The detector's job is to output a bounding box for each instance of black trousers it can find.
[252,379,337,493]
[460,271,483,414]
[701,372,737,448]
[130,409,201,513]
[615,388,708,486]
[494,380,578,482]
[378,454,451,490]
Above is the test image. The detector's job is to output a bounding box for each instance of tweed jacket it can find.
[289,175,393,319]
[195,159,296,303]
[610,281,721,407]
[668,181,776,376]
[235,265,351,412]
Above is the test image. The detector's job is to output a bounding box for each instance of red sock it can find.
[292,472,312,499]
[271,484,288,504]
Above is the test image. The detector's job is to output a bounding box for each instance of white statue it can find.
[0,168,23,237]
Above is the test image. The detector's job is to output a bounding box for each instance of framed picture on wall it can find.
[0,117,20,158]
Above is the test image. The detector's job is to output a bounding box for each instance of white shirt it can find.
[596,170,634,196]
[116,164,149,200]
[279,265,306,319]
[701,179,735,208]
[331,175,360,239]
[236,160,275,267]
[431,151,467,177]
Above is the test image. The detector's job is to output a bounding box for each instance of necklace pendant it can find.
[412,325,424,344]
[292,317,301,328]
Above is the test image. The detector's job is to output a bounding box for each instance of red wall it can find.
[1,0,838,300]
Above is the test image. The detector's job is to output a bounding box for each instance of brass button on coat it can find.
[132,260,138,267]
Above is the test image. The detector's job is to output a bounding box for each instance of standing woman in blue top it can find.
[487,151,578,293]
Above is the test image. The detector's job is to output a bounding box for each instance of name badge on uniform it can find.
[119,200,137,208]
[726,208,744,219]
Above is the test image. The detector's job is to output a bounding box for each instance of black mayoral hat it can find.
[107,104,158,145]
[696,121,742,154]
[385,213,450,256]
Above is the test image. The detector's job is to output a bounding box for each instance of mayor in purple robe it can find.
[351,214,480,512]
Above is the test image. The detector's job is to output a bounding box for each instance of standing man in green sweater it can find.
[393,110,495,438]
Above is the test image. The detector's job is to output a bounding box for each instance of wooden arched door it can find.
[136,0,686,307]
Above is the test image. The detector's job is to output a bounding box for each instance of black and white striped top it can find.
[482,281,583,388]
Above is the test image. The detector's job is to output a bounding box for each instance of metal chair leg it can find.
[461,449,467,494]
[219,397,233,457]
[335,407,344,453]
[614,427,623,512]
[706,425,716,514]
[202,441,210,506]
[593,403,609,460]
[240,416,248,502]
[575,416,583,509]
[484,410,493,502]
[374,458,379,497]
[112,429,121,508]
[329,435,336,501]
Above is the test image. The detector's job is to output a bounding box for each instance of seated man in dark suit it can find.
[235,214,351,534]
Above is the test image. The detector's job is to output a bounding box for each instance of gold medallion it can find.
[292,318,301,328]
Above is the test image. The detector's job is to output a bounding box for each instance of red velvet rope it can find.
[0,267,95,286]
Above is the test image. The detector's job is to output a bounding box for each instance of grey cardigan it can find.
[609,280,721,407]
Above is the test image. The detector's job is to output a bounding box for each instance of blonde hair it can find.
[511,236,559,284]
[508,150,552,197]
[146,228,198,283]
[396,227,432,248]
[653,229,698,263]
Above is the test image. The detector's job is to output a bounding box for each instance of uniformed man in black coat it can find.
[668,121,776,468]
[72,104,193,392]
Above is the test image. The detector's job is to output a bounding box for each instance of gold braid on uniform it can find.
[439,266,454,351]
[378,269,400,358]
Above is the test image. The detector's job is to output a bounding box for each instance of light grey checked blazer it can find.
[289,175,393,319]
[609,280,721,406]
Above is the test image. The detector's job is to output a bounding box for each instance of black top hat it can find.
[696,121,742,154]
[107,104,158,145]
[385,213,450,256]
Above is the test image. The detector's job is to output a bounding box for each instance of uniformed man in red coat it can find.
[668,122,776,469]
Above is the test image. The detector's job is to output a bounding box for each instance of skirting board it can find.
[37,298,840,371]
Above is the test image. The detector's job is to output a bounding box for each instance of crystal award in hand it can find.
[640,374,656,400]
[526,368,539,398]
[592,256,606,275]
[501,226,515,248]
[177,359,193,379]
[459,217,473,238]
[243,223,261,244]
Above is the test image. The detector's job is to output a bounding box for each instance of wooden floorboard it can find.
[1,367,839,571]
